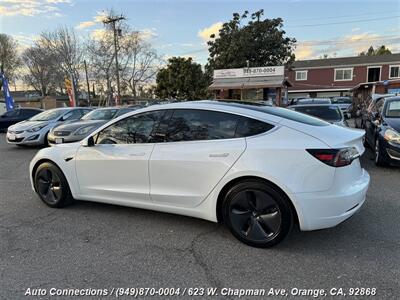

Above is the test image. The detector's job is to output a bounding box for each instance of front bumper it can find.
[6,130,46,145]
[291,168,370,231]
[48,132,81,145]
[380,138,400,166]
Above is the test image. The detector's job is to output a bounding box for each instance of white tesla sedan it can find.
[29,101,370,247]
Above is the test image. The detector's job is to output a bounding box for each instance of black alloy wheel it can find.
[223,180,293,248]
[34,162,73,208]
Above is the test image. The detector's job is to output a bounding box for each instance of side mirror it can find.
[82,136,95,147]
[345,112,351,120]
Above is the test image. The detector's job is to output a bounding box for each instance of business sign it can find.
[214,66,284,79]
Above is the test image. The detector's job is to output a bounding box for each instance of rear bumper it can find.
[291,168,370,231]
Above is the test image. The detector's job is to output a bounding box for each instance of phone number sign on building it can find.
[214,66,284,79]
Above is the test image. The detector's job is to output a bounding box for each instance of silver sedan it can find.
[6,107,92,146]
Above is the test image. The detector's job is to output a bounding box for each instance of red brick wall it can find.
[287,64,394,91]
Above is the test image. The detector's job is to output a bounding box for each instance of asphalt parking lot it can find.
[0,133,399,299]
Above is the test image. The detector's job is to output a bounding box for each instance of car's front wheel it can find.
[34,162,74,208]
[222,180,294,248]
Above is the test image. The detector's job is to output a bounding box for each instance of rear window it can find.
[292,106,342,121]
[261,106,329,126]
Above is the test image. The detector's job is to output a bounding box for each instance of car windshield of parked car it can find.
[81,109,118,121]
[385,100,400,117]
[293,106,342,121]
[331,97,352,104]
[297,98,331,105]
[29,109,66,121]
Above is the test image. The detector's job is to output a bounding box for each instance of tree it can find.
[119,31,160,98]
[359,45,392,56]
[21,40,61,96]
[40,27,82,91]
[206,9,296,73]
[86,29,117,102]
[155,57,208,100]
[0,34,21,81]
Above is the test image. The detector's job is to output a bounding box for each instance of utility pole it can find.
[83,60,91,106]
[103,14,125,100]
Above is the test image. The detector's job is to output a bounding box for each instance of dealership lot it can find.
[0,133,399,299]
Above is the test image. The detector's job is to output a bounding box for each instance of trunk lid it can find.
[280,119,366,154]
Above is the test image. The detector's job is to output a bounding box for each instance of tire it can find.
[222,179,294,248]
[43,131,49,147]
[34,162,74,208]
[374,138,388,167]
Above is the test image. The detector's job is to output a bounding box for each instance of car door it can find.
[75,110,164,203]
[149,109,246,208]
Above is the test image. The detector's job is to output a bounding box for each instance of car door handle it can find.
[209,153,229,158]
[129,152,146,157]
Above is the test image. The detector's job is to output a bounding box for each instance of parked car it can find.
[6,107,92,146]
[288,104,349,127]
[355,93,395,128]
[29,101,369,248]
[294,98,331,105]
[0,107,43,132]
[48,107,139,145]
[330,96,352,112]
[364,96,400,166]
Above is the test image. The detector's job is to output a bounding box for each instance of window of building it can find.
[389,65,400,79]
[334,68,353,81]
[295,70,308,81]
[367,66,381,82]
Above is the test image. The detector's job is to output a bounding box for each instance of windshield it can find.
[297,98,331,105]
[292,106,342,121]
[385,100,400,118]
[29,109,66,121]
[81,109,118,121]
[331,97,352,104]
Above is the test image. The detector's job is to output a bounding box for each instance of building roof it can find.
[292,53,400,69]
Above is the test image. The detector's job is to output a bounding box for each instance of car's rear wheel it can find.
[34,162,73,208]
[222,180,293,248]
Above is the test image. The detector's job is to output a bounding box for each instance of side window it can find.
[82,109,91,116]
[163,109,240,142]
[235,117,274,137]
[62,110,82,121]
[96,111,164,144]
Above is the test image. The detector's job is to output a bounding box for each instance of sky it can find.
[0,0,400,65]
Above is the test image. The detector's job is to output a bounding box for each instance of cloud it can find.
[90,28,108,40]
[139,28,157,40]
[76,21,97,29]
[295,31,400,60]
[0,0,70,17]
[75,11,107,30]
[198,22,223,42]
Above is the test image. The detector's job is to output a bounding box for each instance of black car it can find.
[0,108,43,132]
[289,104,349,127]
[364,96,400,166]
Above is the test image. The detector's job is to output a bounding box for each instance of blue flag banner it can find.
[1,73,15,111]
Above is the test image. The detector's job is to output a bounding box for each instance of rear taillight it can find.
[307,147,360,167]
